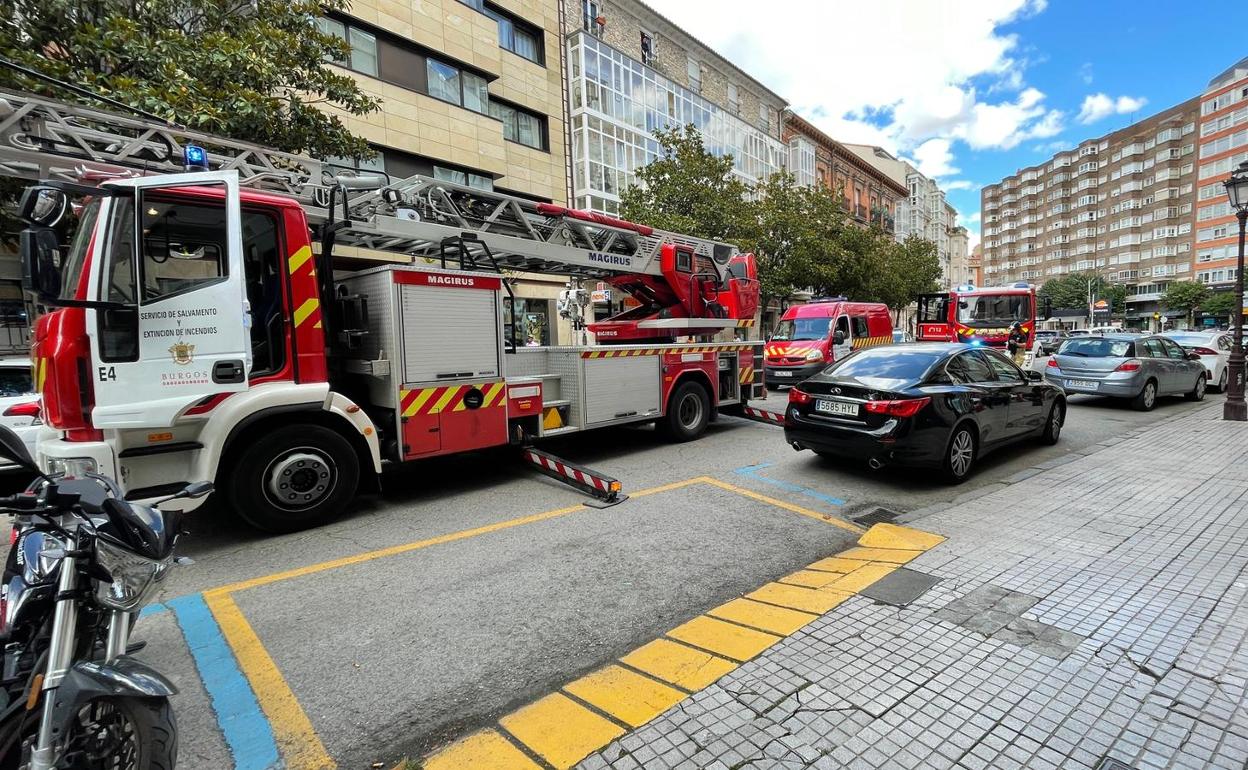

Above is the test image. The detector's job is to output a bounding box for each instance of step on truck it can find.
[4,88,766,532]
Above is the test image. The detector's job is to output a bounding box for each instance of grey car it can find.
[1044,334,1207,411]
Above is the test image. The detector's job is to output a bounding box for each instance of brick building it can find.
[782,113,907,235]
[1194,57,1248,307]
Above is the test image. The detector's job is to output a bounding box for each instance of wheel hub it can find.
[678,393,703,428]
[265,450,335,510]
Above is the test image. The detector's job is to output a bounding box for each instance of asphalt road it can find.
[100,387,1224,769]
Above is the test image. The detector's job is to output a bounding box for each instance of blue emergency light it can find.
[183,144,208,171]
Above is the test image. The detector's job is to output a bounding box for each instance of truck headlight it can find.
[805,348,824,362]
[93,539,172,612]
[44,457,98,477]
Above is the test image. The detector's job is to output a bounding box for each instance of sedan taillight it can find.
[1046,357,1058,368]
[788,388,812,405]
[1188,346,1218,356]
[864,397,931,418]
[1115,359,1142,372]
[2,402,39,419]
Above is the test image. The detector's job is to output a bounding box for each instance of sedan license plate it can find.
[1066,379,1098,390]
[815,399,859,418]
[771,370,793,377]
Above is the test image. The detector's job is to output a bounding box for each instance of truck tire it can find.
[661,381,711,442]
[227,424,360,533]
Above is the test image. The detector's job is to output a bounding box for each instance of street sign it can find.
[591,289,611,303]
[1094,299,1108,310]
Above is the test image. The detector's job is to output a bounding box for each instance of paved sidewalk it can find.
[580,404,1248,770]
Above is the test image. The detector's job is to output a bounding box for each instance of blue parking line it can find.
[168,594,280,770]
[139,603,168,619]
[734,462,846,506]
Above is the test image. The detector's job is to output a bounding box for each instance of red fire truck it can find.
[5,90,765,532]
[915,283,1045,350]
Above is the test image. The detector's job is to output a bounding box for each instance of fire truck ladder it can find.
[0,88,741,287]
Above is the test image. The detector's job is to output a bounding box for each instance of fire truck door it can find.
[89,171,252,428]
[831,316,852,361]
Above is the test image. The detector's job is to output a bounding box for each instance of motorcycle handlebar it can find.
[0,494,40,511]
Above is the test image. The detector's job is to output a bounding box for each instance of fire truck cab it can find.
[916,283,1044,350]
[764,299,893,386]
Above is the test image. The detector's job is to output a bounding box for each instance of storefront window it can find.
[505,298,551,346]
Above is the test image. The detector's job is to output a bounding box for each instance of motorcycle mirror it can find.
[0,425,38,474]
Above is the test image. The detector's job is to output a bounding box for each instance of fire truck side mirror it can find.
[17,186,69,228]
[833,330,846,346]
[19,228,62,300]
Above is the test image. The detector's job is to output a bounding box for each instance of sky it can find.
[644,0,1243,251]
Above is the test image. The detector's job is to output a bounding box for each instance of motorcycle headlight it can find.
[93,538,171,612]
[45,457,98,477]
[805,348,824,362]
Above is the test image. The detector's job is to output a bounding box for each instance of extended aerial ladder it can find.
[0,88,759,342]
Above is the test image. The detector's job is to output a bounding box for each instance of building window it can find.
[427,59,462,105]
[317,17,378,77]
[583,0,603,36]
[434,165,494,190]
[727,83,739,114]
[489,99,547,150]
[759,103,770,133]
[484,6,542,64]
[463,70,489,112]
[687,57,701,93]
[640,31,656,65]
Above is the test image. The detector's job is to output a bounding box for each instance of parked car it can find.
[765,299,894,386]
[892,329,914,343]
[1067,329,1092,337]
[1165,331,1233,392]
[0,358,39,470]
[1034,329,1069,355]
[784,344,1065,482]
[1088,325,1126,335]
[1044,334,1207,410]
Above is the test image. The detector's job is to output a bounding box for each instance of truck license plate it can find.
[1066,379,1098,390]
[815,399,858,417]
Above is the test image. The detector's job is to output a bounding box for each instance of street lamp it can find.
[1222,160,1248,421]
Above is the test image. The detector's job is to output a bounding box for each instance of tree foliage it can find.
[0,0,381,159]
[1038,272,1127,314]
[621,125,942,319]
[1163,280,1211,326]
[1201,291,1240,319]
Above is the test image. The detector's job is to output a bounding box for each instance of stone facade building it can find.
[782,113,907,235]
[563,0,788,215]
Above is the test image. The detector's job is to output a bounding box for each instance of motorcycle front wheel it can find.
[59,697,177,770]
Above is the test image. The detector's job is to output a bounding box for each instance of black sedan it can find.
[784,343,1066,482]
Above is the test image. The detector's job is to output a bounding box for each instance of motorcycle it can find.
[0,426,209,769]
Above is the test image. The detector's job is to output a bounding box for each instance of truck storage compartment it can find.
[582,356,660,425]
[398,281,501,383]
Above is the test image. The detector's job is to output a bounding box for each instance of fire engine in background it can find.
[915,283,1048,350]
[5,89,765,533]
[764,299,893,386]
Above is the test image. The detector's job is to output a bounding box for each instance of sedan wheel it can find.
[1186,373,1207,402]
[1040,401,1064,445]
[1132,380,1157,412]
[1217,368,1228,393]
[943,426,976,483]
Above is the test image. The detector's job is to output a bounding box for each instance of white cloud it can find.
[1077,93,1148,124]
[646,0,1057,174]
[1079,62,1094,85]
[942,180,978,191]
[962,211,983,225]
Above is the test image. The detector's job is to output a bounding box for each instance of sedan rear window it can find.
[1057,338,1133,357]
[824,348,944,389]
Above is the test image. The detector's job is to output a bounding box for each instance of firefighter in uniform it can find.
[1007,322,1028,367]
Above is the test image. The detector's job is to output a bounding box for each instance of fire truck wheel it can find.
[662,381,711,442]
[228,424,360,533]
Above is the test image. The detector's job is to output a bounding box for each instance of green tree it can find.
[1162,280,1211,327]
[872,236,942,323]
[620,125,752,243]
[0,0,380,159]
[1202,291,1240,321]
[1038,272,1127,315]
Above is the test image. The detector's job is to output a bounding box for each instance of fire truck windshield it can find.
[58,198,102,301]
[957,294,1030,325]
[772,317,831,341]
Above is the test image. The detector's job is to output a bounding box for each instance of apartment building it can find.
[980,97,1199,327]
[782,113,907,234]
[948,225,971,286]
[843,144,962,286]
[1195,57,1248,295]
[563,0,788,216]
[315,0,575,343]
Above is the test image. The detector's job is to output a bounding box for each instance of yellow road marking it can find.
[806,556,870,573]
[499,693,624,769]
[665,616,781,662]
[858,522,946,550]
[422,729,541,770]
[836,546,923,564]
[706,598,817,636]
[746,582,852,614]
[619,639,737,691]
[825,563,899,592]
[696,477,865,533]
[778,568,847,589]
[205,592,335,770]
[562,665,686,728]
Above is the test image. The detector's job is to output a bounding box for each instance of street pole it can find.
[1225,209,1248,421]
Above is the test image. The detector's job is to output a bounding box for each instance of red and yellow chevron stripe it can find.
[851,335,893,350]
[739,365,754,384]
[581,344,756,359]
[735,319,756,327]
[399,381,506,417]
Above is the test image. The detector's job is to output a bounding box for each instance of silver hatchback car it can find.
[1044,334,1207,411]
